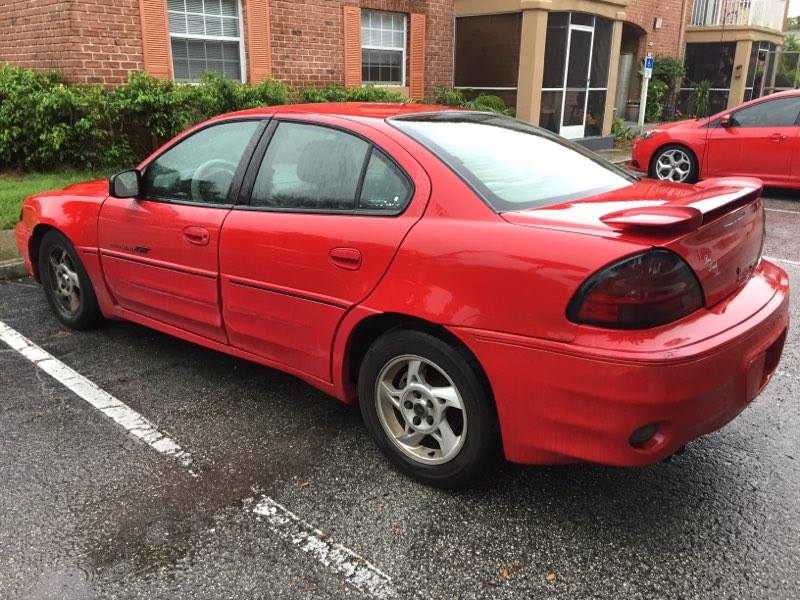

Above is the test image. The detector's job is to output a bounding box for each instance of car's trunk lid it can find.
[500,177,765,307]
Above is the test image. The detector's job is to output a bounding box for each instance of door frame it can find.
[559,23,595,140]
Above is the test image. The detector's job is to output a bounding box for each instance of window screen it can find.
[251,123,371,211]
[361,10,406,85]
[684,42,735,88]
[454,14,521,88]
[168,0,243,82]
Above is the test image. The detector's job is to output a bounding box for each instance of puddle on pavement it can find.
[20,564,96,600]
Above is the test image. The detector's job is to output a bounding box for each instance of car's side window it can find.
[731,98,800,128]
[250,122,370,211]
[142,120,260,205]
[359,149,413,212]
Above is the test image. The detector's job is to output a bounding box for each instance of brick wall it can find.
[1,0,452,96]
[625,0,690,58]
[623,0,692,104]
[269,0,452,97]
[0,0,144,85]
[64,0,145,85]
[0,1,73,74]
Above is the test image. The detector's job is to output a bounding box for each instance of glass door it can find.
[560,25,593,139]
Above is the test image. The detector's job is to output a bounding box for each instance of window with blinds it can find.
[167,0,244,82]
[361,9,406,86]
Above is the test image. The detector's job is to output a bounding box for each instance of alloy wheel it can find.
[375,355,467,465]
[655,148,692,182]
[47,246,82,318]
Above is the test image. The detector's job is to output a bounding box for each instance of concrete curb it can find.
[0,258,27,280]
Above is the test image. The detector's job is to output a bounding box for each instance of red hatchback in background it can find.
[631,90,800,186]
[16,104,789,488]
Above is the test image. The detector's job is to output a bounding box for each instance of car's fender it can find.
[18,180,118,317]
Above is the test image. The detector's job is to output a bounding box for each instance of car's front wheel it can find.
[38,230,101,330]
[651,144,698,183]
[358,329,499,488]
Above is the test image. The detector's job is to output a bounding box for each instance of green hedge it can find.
[0,66,289,171]
[0,65,512,172]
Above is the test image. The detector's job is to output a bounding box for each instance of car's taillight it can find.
[567,249,704,329]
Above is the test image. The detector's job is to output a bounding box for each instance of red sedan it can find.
[631,90,800,186]
[16,103,788,488]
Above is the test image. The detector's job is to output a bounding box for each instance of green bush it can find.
[0,65,291,171]
[645,80,668,122]
[432,87,512,115]
[693,80,711,118]
[299,84,407,104]
[611,116,636,142]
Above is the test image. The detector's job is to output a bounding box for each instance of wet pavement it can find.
[1,190,799,599]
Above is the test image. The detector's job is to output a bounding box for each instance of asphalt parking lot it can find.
[1,190,799,600]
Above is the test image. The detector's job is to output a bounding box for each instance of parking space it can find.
[1,191,799,599]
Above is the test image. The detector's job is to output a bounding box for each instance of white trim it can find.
[455,86,518,91]
[560,19,596,139]
[170,32,241,42]
[361,9,407,87]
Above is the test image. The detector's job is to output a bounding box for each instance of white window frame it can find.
[167,0,247,83]
[361,9,407,87]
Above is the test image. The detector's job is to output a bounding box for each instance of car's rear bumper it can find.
[450,260,789,466]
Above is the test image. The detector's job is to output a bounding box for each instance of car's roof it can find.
[220,102,457,121]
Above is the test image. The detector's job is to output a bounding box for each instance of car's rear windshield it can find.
[390,112,635,212]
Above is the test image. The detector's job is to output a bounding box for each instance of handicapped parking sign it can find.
[644,55,654,78]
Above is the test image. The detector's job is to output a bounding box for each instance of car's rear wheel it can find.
[38,230,100,330]
[651,144,698,183]
[358,329,499,488]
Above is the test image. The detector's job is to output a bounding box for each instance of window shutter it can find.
[343,6,362,88]
[138,0,173,79]
[245,0,272,83]
[409,13,426,100]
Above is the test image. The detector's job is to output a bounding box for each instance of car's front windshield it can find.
[391,112,635,212]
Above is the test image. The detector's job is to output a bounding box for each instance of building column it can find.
[603,14,625,136]
[516,0,551,125]
[728,39,752,109]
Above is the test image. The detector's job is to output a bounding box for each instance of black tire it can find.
[358,329,499,489]
[650,144,699,183]
[38,230,101,330]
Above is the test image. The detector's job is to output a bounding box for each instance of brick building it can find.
[454,0,788,144]
[0,0,454,99]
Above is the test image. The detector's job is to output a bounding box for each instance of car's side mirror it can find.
[109,169,141,198]
[719,113,733,128]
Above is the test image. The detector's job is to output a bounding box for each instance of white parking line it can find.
[0,319,396,598]
[0,320,194,471]
[764,255,800,267]
[254,497,396,599]
[765,207,800,215]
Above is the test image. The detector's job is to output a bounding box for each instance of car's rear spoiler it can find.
[600,179,761,232]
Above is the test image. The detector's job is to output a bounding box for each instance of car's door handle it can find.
[768,133,788,141]
[183,226,210,246]
[329,247,362,270]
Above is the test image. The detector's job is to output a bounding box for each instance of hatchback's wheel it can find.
[358,329,499,488]
[651,145,698,183]
[38,230,100,330]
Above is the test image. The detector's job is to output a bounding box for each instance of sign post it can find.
[638,54,654,129]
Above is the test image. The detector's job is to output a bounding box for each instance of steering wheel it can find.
[191,159,237,201]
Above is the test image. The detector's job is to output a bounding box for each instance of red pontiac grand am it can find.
[16,103,789,488]
[631,90,800,186]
